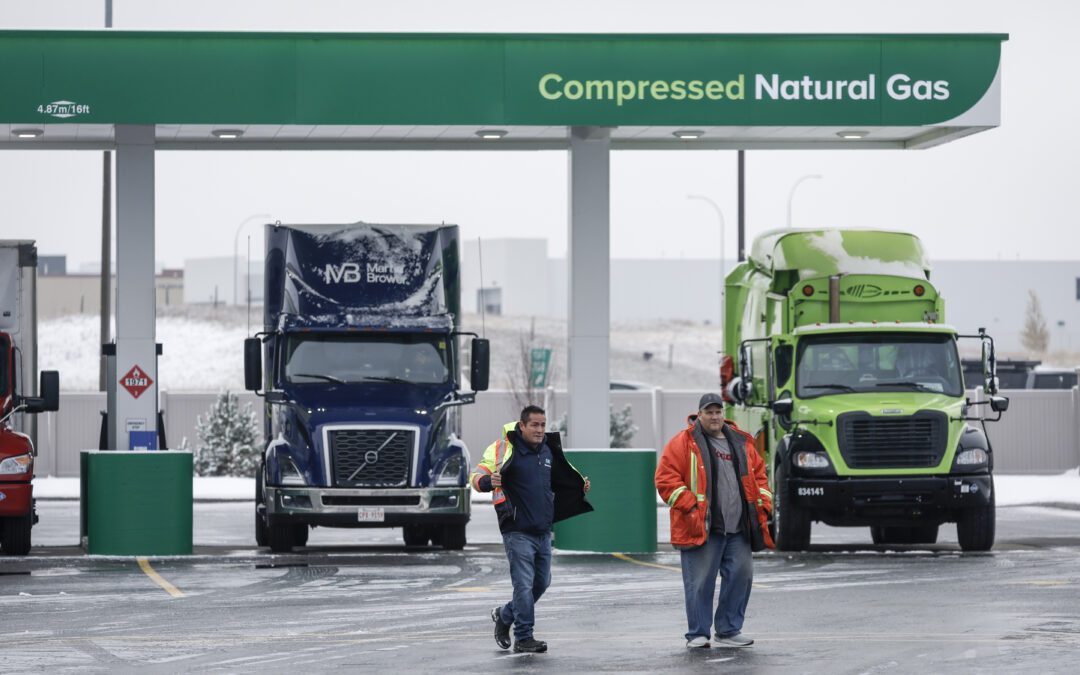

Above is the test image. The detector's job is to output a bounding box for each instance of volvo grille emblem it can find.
[347,432,398,481]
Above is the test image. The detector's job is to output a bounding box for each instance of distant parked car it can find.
[962,359,1038,390]
[1026,368,1078,390]
[610,380,657,391]
[961,359,1078,390]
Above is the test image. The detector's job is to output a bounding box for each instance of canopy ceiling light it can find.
[672,130,704,140]
[11,128,43,139]
[476,129,507,139]
[211,128,244,139]
[837,130,868,139]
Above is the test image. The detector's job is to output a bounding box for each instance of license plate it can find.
[358,507,385,522]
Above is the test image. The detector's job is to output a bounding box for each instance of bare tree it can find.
[1020,289,1050,353]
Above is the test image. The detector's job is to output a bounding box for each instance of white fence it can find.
[32,388,1080,478]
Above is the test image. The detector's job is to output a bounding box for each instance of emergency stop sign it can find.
[120,365,153,399]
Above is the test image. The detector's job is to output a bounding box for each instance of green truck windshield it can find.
[795,332,963,398]
[283,333,450,385]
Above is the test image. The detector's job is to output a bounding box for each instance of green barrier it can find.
[80,450,193,555]
[553,449,657,553]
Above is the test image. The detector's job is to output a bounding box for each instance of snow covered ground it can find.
[39,306,723,392]
[32,468,1080,506]
[41,306,253,392]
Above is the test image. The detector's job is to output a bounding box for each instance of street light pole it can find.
[233,213,272,305]
[787,174,822,229]
[687,194,726,327]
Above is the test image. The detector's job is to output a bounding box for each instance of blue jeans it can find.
[680,531,753,640]
[498,531,552,640]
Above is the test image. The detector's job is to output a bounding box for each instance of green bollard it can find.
[82,450,193,555]
[553,449,657,553]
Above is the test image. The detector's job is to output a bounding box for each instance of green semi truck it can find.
[722,229,1008,552]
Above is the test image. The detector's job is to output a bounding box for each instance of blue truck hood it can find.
[284,382,453,428]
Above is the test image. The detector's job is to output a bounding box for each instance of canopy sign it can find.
[0,31,1005,128]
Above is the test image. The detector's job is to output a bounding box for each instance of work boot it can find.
[513,637,548,653]
[491,607,511,649]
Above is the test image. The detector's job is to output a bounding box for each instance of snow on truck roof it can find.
[793,321,958,336]
[749,229,932,281]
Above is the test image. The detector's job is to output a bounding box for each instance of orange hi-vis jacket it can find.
[655,415,775,551]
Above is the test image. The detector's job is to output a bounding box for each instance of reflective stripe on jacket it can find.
[655,414,775,551]
[470,420,594,534]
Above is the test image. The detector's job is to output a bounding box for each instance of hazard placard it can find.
[120,365,154,399]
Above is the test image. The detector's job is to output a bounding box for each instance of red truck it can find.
[1,240,60,555]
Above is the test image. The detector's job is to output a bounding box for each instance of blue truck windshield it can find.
[284,333,450,385]
[795,333,963,398]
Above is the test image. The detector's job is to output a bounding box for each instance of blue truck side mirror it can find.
[244,337,262,391]
[470,338,490,391]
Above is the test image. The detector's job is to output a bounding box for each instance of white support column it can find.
[111,124,157,450]
[567,126,611,448]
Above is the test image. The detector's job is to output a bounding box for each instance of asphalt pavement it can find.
[1,501,1079,673]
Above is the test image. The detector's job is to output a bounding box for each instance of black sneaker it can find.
[491,607,511,649]
[513,637,548,653]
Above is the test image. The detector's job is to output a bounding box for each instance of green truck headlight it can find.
[954,448,988,466]
[794,451,830,469]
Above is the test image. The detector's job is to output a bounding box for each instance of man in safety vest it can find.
[470,405,593,653]
[655,393,774,649]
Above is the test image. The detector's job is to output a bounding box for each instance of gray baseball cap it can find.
[698,393,725,410]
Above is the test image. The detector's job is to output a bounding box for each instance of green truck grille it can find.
[330,429,413,487]
[837,411,947,469]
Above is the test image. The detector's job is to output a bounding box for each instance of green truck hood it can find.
[792,391,965,475]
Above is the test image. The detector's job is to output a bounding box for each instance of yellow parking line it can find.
[611,552,680,571]
[612,553,769,587]
[137,557,185,598]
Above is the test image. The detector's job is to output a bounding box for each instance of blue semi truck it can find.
[244,223,489,552]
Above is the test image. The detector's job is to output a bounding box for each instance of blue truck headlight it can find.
[0,453,31,475]
[954,448,988,467]
[794,451,830,469]
[279,455,307,486]
[435,454,464,487]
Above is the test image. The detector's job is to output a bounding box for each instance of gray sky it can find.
[2,0,1078,270]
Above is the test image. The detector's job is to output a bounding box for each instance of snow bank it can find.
[32,469,1080,505]
[40,307,725,392]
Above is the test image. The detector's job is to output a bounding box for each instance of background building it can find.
[35,244,1080,355]
[37,255,184,319]
[183,256,263,306]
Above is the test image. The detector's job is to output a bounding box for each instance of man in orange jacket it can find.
[655,393,774,649]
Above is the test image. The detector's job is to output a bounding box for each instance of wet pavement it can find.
[1,502,1079,673]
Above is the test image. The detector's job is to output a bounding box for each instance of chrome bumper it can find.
[266,485,470,520]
